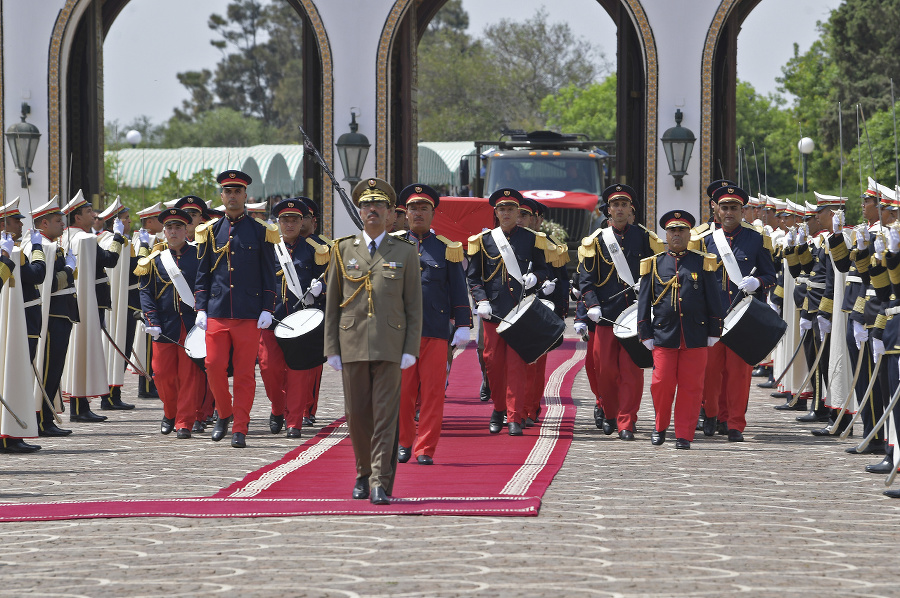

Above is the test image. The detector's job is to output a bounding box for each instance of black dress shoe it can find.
[302,416,314,426]
[352,477,369,499]
[231,432,246,448]
[797,409,829,423]
[176,428,191,439]
[160,416,175,435]
[286,427,302,439]
[211,415,232,442]
[417,454,433,465]
[489,410,504,434]
[696,408,706,431]
[651,430,666,445]
[370,486,390,505]
[884,489,900,498]
[0,438,41,453]
[751,366,766,377]
[100,391,135,410]
[480,380,491,402]
[593,405,605,429]
[846,441,884,455]
[810,427,834,436]
[269,413,285,434]
[192,420,206,433]
[398,445,412,463]
[524,417,535,428]
[727,429,744,442]
[602,419,617,436]
[70,410,107,423]
[619,429,635,441]
[771,390,791,399]
[508,421,523,436]
[308,414,316,424]
[716,421,728,435]
[38,422,72,437]
[773,399,805,410]
[703,415,717,437]
[757,379,777,389]
[675,438,691,449]
[866,456,893,474]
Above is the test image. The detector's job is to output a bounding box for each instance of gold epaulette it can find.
[467,232,483,256]
[687,237,704,252]
[436,235,464,263]
[318,234,334,247]
[702,252,718,272]
[552,243,570,267]
[134,249,161,276]
[741,221,758,230]
[578,236,597,260]
[640,255,656,276]
[307,236,332,266]
[194,218,218,244]
[691,222,710,236]
[255,218,280,244]
[391,234,415,245]
[763,235,773,252]
[524,228,547,250]
[151,241,167,253]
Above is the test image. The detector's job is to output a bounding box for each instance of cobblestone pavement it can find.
[2,336,900,597]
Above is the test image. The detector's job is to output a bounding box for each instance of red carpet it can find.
[0,340,584,521]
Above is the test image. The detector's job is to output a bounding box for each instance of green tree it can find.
[541,75,617,140]
[163,107,276,147]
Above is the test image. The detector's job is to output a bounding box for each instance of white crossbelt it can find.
[712,227,744,284]
[847,275,863,284]
[128,283,139,290]
[886,307,900,316]
[22,298,41,309]
[806,281,825,289]
[159,248,196,309]
[51,287,75,297]
[490,227,524,284]
[601,227,635,287]
[795,276,809,284]
[867,289,877,297]
[96,277,108,284]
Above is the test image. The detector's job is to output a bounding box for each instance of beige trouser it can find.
[341,360,401,494]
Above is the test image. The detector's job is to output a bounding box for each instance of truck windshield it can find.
[486,158,601,195]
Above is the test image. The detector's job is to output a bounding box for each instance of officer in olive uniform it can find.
[324,178,423,505]
[194,169,279,448]
[638,210,723,449]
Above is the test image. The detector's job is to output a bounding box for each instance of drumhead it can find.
[497,295,536,333]
[274,309,325,339]
[723,296,753,334]
[613,302,639,339]
[184,325,206,359]
[540,299,556,312]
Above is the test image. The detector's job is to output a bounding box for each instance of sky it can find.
[103,0,844,127]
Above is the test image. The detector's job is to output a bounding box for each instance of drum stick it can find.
[273,317,295,331]
[596,315,630,330]
[517,261,533,312]
[293,272,327,310]
[726,267,757,313]
[608,282,639,301]
[132,311,189,350]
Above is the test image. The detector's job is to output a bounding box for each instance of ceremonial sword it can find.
[28,360,63,425]
[788,330,830,406]
[0,390,28,429]
[853,371,900,453]
[100,321,150,378]
[298,124,364,230]
[826,347,866,434]
[839,354,884,441]
[772,329,808,387]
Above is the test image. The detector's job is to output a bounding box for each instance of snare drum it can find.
[721,295,786,365]
[497,295,566,364]
[274,309,326,370]
[613,302,653,369]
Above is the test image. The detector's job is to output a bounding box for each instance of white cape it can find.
[0,246,38,437]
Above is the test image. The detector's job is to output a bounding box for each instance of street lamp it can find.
[335,112,370,187]
[798,137,814,193]
[5,102,41,188]
[660,109,696,190]
[125,129,142,147]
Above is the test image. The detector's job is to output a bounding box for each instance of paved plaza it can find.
[2,336,900,597]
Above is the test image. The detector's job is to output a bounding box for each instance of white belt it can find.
[128,283,139,290]
[867,289,877,297]
[22,298,41,309]
[796,277,809,284]
[51,287,76,297]
[96,277,109,284]
[847,276,863,284]
[887,307,900,316]
[806,281,825,290]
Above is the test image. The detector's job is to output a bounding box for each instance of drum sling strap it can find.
[490,227,524,285]
[275,241,304,300]
[159,248,195,309]
[601,227,635,287]
[712,227,744,286]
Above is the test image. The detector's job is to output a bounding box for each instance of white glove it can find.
[571,286,582,300]
[785,229,796,247]
[139,228,151,245]
[540,279,556,296]
[817,315,831,340]
[476,301,492,319]
[799,318,813,331]
[587,306,602,323]
[113,218,125,236]
[523,273,538,290]
[257,311,273,329]
[30,229,42,246]
[738,276,760,293]
[145,326,161,340]
[707,336,719,347]
[853,321,868,348]
[195,311,208,331]
[873,338,885,363]
[400,353,416,369]
[574,322,588,337]
[642,339,654,351]
[65,252,77,271]
[832,210,844,234]
[767,298,781,316]
[309,278,323,297]
[327,354,343,371]
[0,233,13,256]
[856,227,867,251]
[797,225,807,245]
[874,235,886,260]
[451,327,470,347]
[889,228,900,254]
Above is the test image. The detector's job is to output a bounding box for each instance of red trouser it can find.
[591,325,644,431]
[703,342,752,432]
[525,354,548,420]
[482,321,528,424]
[257,329,323,429]
[206,318,260,434]
[586,328,600,404]
[152,325,203,430]
[400,337,448,458]
[650,344,709,441]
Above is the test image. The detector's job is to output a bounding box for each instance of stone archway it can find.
[47,0,335,232]
[374,0,659,223]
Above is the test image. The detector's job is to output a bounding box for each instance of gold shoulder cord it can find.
[197,223,230,273]
[480,243,505,283]
[333,240,375,317]
[651,257,680,307]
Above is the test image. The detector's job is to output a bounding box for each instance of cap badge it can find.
[616,185,622,191]
[727,188,734,193]
[504,190,511,196]
[229,173,236,179]
[415,186,422,193]
[674,212,680,218]
[170,209,176,214]
[368,179,376,187]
